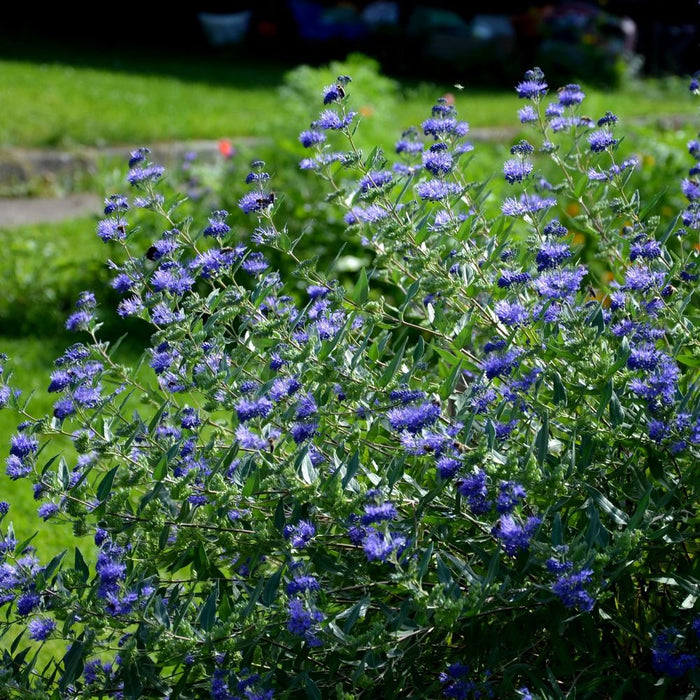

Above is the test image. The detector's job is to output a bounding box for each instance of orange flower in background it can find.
[566,202,580,217]
[218,139,234,158]
[359,105,374,118]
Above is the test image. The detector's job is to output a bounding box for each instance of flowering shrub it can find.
[0,68,698,698]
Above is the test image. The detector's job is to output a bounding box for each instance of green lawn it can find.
[0,41,696,149]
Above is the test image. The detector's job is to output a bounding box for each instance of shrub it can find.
[0,68,698,699]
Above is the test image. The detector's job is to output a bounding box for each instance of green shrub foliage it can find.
[0,68,698,699]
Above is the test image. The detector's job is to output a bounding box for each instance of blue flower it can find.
[558,83,585,105]
[481,348,521,380]
[359,170,393,191]
[299,129,326,148]
[423,148,453,177]
[362,528,407,563]
[457,470,491,515]
[516,68,548,99]
[386,402,441,433]
[284,520,316,549]
[503,158,533,184]
[96,217,127,242]
[588,129,618,152]
[37,503,59,521]
[235,425,267,451]
[652,628,699,677]
[290,421,317,444]
[551,567,595,611]
[203,210,230,238]
[287,598,324,645]
[28,618,56,641]
[416,180,461,201]
[494,300,528,326]
[235,397,273,422]
[536,242,572,271]
[10,433,38,459]
[534,266,587,300]
[361,502,397,525]
[492,514,541,556]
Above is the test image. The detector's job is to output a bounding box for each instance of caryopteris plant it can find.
[0,68,698,699]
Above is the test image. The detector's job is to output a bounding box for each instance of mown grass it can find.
[0,42,696,149]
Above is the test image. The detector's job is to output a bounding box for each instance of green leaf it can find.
[596,380,613,421]
[609,390,624,426]
[261,568,282,607]
[59,637,84,691]
[74,547,89,583]
[627,485,652,530]
[198,587,218,631]
[96,465,119,502]
[341,597,370,635]
[439,360,463,401]
[304,674,322,700]
[274,498,286,532]
[342,451,360,488]
[552,371,567,406]
[153,455,168,481]
[352,267,369,305]
[379,337,408,387]
[586,486,628,526]
[536,412,549,467]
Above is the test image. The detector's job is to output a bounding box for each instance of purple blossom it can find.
[518,105,537,123]
[203,210,230,238]
[494,300,528,326]
[516,68,548,99]
[457,470,491,515]
[312,109,355,130]
[498,270,531,288]
[534,266,587,300]
[652,628,699,678]
[10,433,38,459]
[436,456,461,479]
[96,217,127,242]
[502,193,556,217]
[287,598,324,645]
[536,242,572,270]
[284,520,316,549]
[416,180,461,201]
[287,574,321,595]
[558,83,585,105]
[481,348,521,380]
[235,397,273,422]
[299,130,326,148]
[235,425,267,451]
[588,129,618,152]
[551,567,595,611]
[362,528,407,563]
[503,158,533,184]
[361,502,398,525]
[359,170,392,191]
[28,618,56,641]
[127,164,164,185]
[37,502,59,520]
[495,481,527,514]
[344,204,389,224]
[290,421,317,444]
[386,402,441,433]
[492,514,541,556]
[423,148,453,176]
